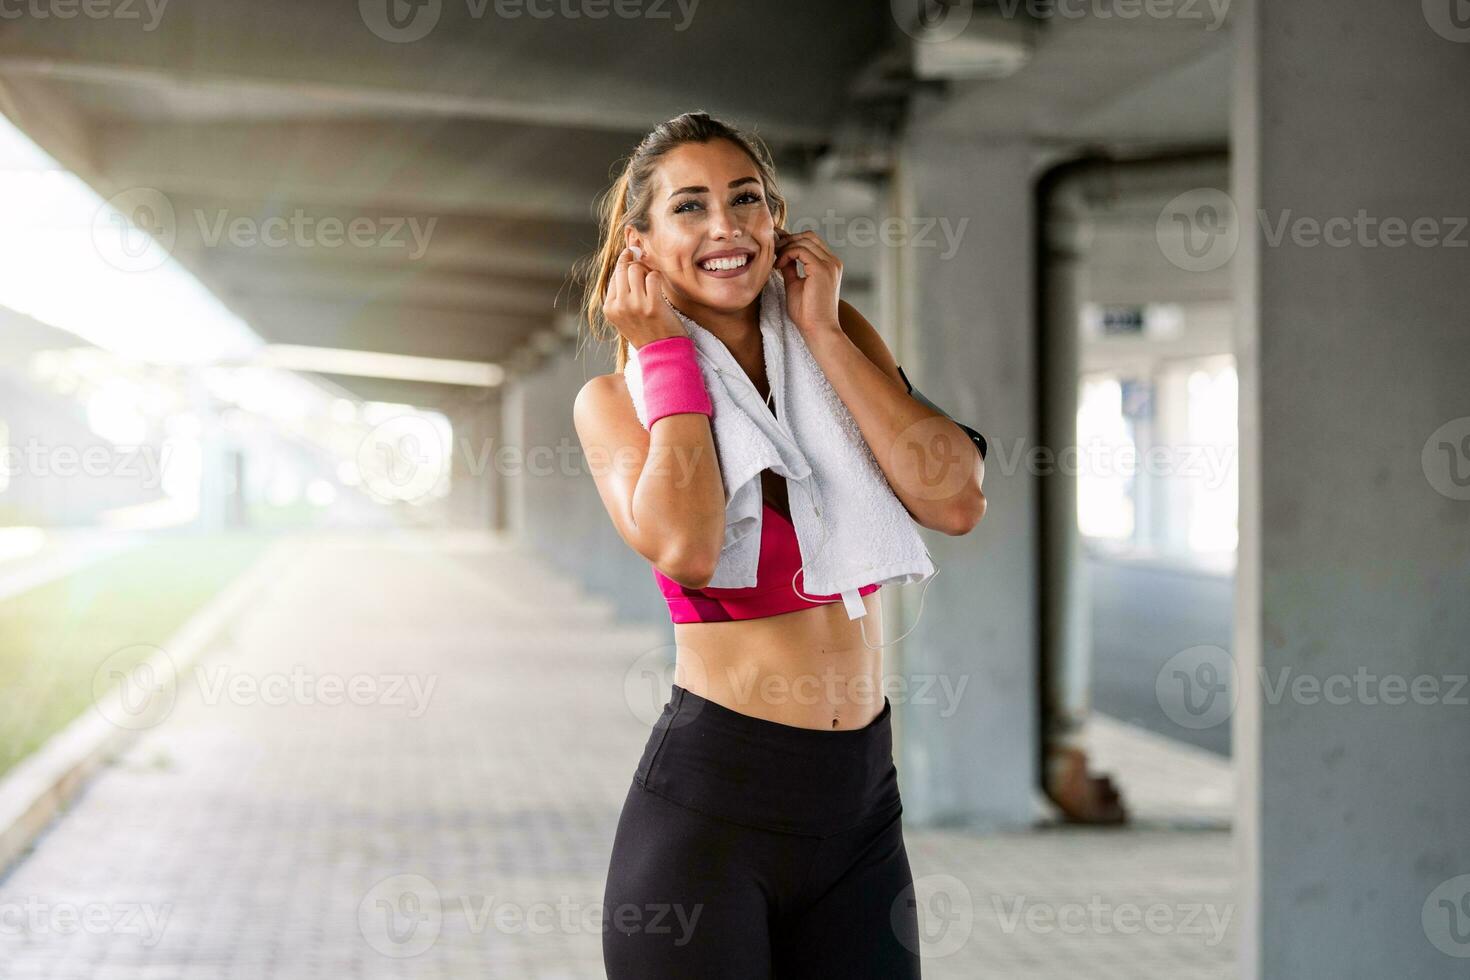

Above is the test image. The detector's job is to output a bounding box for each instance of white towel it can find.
[622,269,935,620]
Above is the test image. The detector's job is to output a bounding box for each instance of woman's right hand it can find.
[603,246,688,350]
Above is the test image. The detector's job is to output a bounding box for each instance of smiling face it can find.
[627,138,778,323]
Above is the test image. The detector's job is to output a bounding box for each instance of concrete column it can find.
[445,391,499,530]
[892,132,1044,828]
[504,343,667,624]
[1233,1,1470,974]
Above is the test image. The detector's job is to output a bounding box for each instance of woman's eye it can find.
[673,191,761,215]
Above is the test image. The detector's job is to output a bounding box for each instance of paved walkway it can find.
[0,531,1237,978]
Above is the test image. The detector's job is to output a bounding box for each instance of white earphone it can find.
[782,472,939,650]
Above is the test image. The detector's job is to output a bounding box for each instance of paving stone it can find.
[0,531,1236,979]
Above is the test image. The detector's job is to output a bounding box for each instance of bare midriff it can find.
[671,589,885,731]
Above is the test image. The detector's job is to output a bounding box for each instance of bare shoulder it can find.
[573,371,640,443]
[836,299,905,388]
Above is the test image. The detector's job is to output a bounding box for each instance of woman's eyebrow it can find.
[667,176,760,199]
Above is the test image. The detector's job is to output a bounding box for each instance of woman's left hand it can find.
[775,228,843,340]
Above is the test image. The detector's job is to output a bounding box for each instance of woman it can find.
[573,112,986,979]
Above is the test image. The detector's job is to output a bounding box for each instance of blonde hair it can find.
[574,111,788,373]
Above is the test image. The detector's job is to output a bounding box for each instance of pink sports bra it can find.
[652,499,881,623]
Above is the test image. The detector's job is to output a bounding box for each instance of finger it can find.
[605,246,634,301]
[626,256,650,307]
[604,262,626,304]
[778,256,804,289]
[777,232,837,265]
[644,270,665,312]
[774,244,823,273]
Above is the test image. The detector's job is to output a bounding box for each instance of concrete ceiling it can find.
[0,0,1229,404]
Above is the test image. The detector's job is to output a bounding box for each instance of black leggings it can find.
[602,684,922,979]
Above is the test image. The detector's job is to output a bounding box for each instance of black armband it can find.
[897,364,987,461]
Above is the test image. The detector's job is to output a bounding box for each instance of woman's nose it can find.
[708,204,740,239]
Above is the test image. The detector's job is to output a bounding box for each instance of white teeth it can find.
[700,254,750,272]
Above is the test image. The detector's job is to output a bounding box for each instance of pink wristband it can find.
[636,335,714,427]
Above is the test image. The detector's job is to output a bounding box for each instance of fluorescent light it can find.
[911,12,1034,81]
[254,344,505,387]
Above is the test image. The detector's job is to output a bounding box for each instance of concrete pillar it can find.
[1233,0,1470,974]
[503,342,668,624]
[445,391,499,531]
[892,132,1044,828]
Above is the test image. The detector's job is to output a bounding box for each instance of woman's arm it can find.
[807,299,987,536]
[573,373,727,588]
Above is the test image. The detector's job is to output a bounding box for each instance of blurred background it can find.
[0,1,1465,977]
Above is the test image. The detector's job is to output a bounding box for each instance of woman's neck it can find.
[671,294,765,382]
